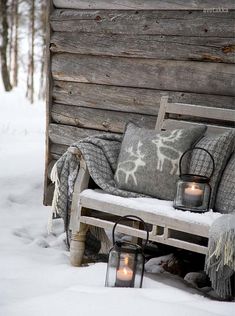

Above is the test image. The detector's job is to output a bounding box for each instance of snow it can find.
[80,189,222,226]
[0,87,234,316]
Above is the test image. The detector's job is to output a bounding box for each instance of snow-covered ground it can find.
[0,87,234,316]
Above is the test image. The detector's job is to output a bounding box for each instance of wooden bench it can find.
[69,96,235,266]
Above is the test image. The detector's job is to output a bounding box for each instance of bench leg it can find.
[70,223,88,267]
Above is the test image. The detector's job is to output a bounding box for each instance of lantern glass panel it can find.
[174,180,211,212]
[133,253,145,288]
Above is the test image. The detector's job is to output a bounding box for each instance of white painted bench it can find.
[69,96,235,266]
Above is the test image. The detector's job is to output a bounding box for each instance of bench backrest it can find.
[155,96,235,134]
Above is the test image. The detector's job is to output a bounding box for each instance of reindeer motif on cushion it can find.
[116,141,146,185]
[152,130,183,175]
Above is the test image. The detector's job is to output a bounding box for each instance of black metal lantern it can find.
[174,147,215,213]
[105,215,149,288]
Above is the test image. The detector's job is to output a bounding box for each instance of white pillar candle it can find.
[115,255,134,287]
[116,266,133,281]
[183,183,203,207]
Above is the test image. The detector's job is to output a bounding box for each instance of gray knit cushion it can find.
[215,152,235,213]
[114,122,206,200]
[190,131,235,208]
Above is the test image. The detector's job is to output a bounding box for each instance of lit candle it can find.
[115,256,133,287]
[116,266,133,282]
[183,183,203,207]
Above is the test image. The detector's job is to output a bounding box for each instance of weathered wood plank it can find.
[53,0,235,10]
[44,0,54,206]
[44,183,55,206]
[52,54,235,96]
[49,123,109,146]
[50,10,235,38]
[53,81,159,114]
[51,103,156,133]
[50,32,235,63]
[50,143,68,159]
[53,81,235,115]
[50,152,62,160]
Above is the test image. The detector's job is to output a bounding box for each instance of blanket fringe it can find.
[205,229,235,298]
[47,162,60,233]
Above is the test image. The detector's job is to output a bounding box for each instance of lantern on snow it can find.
[105,215,149,288]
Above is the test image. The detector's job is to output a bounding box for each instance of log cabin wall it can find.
[44,0,235,205]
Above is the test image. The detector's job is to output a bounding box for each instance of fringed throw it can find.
[205,213,235,298]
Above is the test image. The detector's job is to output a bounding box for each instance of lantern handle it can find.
[112,215,149,249]
[179,147,215,179]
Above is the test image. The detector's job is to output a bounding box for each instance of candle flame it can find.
[124,256,129,265]
[191,183,199,190]
[123,267,128,275]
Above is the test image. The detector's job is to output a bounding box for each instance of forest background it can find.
[0,0,46,103]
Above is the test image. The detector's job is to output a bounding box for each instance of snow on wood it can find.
[80,189,222,226]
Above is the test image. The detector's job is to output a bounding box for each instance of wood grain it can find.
[44,0,54,206]
[49,123,108,146]
[51,9,235,38]
[51,103,156,132]
[52,54,235,96]
[50,143,68,158]
[50,32,235,63]
[53,81,235,115]
[53,0,235,10]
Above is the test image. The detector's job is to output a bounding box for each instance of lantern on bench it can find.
[174,147,215,213]
[105,215,149,288]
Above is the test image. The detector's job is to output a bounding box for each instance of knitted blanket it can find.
[205,213,235,298]
[50,133,144,232]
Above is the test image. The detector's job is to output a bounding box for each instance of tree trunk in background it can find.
[29,0,35,104]
[8,0,14,78]
[26,0,35,103]
[12,0,18,87]
[0,0,12,91]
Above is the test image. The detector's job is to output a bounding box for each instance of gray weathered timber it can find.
[51,10,235,38]
[50,152,61,160]
[52,54,235,96]
[51,143,68,158]
[44,0,54,206]
[50,32,235,63]
[49,123,107,146]
[53,81,160,114]
[53,0,235,10]
[44,183,55,206]
[53,81,235,114]
[51,103,156,133]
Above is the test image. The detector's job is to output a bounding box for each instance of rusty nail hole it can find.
[135,11,139,14]
[204,29,208,33]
